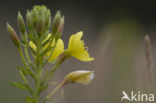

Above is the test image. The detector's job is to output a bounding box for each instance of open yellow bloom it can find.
[29,34,64,62]
[67,31,94,61]
[65,70,94,85]
[29,31,94,62]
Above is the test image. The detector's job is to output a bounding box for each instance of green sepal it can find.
[9,81,27,90]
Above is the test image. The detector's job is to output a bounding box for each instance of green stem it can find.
[34,37,43,103]
[23,32,31,64]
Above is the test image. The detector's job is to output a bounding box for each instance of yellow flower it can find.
[47,39,64,62]
[65,70,94,85]
[67,31,94,61]
[29,34,64,62]
[29,31,94,62]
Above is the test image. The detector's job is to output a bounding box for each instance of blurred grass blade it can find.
[145,35,154,84]
[61,88,64,99]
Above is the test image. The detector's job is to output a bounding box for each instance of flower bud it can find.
[65,70,94,85]
[26,5,51,37]
[17,12,26,34]
[26,10,33,32]
[36,17,45,36]
[7,23,20,47]
[52,11,61,35]
[58,16,64,34]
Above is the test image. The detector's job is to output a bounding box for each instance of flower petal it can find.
[48,39,64,62]
[68,31,94,61]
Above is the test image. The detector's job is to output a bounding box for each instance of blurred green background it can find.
[1,0,156,103]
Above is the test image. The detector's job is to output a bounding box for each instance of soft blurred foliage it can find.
[1,0,156,103]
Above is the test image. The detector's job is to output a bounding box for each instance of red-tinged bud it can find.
[17,12,26,34]
[26,10,33,32]
[7,23,20,47]
[52,11,61,35]
[58,16,64,34]
[26,6,51,38]
[36,17,45,36]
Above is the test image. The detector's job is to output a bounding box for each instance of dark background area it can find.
[2,0,156,36]
[1,0,156,103]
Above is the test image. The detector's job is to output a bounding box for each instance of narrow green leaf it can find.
[40,46,53,56]
[28,45,36,56]
[28,62,36,71]
[16,66,28,75]
[9,81,27,90]
[19,70,28,84]
[42,34,52,47]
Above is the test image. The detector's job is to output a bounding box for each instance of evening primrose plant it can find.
[7,5,94,103]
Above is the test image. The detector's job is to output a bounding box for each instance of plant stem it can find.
[23,32,31,64]
[34,36,43,103]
